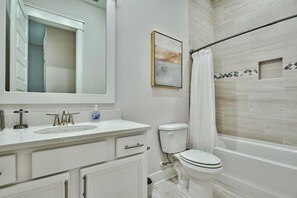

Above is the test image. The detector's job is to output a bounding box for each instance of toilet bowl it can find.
[158,123,223,198]
[179,150,222,198]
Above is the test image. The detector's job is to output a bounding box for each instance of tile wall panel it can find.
[190,0,297,146]
[189,0,214,51]
[266,119,297,139]
[212,0,297,146]
[284,71,297,93]
[282,0,297,18]
[236,80,283,94]
[215,94,249,113]
[223,113,268,139]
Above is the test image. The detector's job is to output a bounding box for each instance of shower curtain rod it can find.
[189,13,297,55]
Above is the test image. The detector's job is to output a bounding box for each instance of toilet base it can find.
[177,183,190,197]
[189,178,213,198]
[173,159,189,190]
[172,152,221,198]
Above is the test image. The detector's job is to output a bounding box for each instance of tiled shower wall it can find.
[189,0,214,53]
[213,0,297,146]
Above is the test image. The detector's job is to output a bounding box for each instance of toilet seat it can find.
[180,150,222,169]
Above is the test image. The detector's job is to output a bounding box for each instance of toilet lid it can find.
[180,150,222,168]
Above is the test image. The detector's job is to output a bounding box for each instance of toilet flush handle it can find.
[167,132,173,135]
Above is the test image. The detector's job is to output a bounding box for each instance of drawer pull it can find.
[83,175,87,198]
[125,143,144,150]
[0,171,1,176]
[64,180,68,198]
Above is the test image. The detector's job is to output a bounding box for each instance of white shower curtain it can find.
[189,48,217,153]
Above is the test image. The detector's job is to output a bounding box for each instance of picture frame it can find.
[151,31,183,88]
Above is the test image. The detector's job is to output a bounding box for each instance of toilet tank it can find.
[158,123,188,154]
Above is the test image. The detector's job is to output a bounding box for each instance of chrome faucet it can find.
[61,110,70,125]
[46,113,61,126]
[68,112,80,125]
[47,110,80,126]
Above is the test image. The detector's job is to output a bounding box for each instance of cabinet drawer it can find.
[32,141,108,178]
[116,134,146,158]
[0,155,16,187]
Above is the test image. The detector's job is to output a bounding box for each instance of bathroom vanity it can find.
[0,120,150,198]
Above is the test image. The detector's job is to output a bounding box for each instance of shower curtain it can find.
[189,48,217,153]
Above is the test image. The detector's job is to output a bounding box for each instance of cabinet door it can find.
[0,172,69,198]
[80,154,147,198]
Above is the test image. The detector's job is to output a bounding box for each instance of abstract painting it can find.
[151,31,182,88]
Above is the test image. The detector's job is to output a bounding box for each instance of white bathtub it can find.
[214,134,297,198]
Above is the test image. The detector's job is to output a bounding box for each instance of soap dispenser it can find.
[91,105,100,121]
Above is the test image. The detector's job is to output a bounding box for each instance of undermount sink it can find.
[34,125,97,134]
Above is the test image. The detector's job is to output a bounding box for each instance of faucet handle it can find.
[69,112,80,115]
[46,113,61,126]
[68,112,80,125]
[61,110,70,125]
[14,109,28,114]
[62,110,69,115]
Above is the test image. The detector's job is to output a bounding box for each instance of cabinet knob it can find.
[0,171,2,176]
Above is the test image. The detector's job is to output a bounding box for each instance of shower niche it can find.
[259,58,283,80]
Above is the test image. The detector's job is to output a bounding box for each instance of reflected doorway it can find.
[28,19,76,93]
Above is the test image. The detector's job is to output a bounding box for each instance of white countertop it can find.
[0,119,150,152]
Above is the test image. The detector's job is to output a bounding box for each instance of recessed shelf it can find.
[259,58,283,80]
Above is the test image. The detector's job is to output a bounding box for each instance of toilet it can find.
[158,123,222,198]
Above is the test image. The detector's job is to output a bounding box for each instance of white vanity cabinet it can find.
[0,172,69,198]
[31,141,109,178]
[0,155,16,186]
[80,154,146,198]
[0,120,149,198]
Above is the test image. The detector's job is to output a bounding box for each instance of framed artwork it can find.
[151,31,183,88]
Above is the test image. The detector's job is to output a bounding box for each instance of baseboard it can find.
[148,167,177,185]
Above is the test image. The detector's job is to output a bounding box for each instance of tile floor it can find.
[152,177,250,198]
[152,177,187,198]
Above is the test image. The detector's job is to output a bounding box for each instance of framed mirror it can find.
[0,0,115,104]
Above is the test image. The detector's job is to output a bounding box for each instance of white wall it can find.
[114,0,189,176]
[45,26,75,93]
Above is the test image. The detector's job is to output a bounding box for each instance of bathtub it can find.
[214,134,297,198]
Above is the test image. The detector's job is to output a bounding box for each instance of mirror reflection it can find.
[5,0,107,94]
[28,20,76,93]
